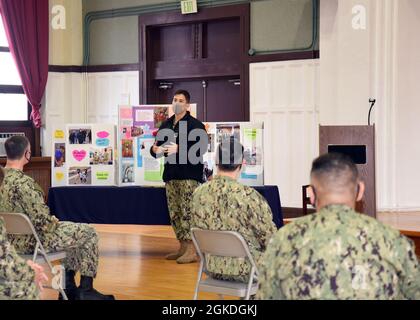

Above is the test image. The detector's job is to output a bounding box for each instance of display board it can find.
[52,124,117,187]
[118,105,196,186]
[203,122,264,186]
[118,105,264,187]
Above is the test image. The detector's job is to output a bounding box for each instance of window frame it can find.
[0,26,32,126]
[0,13,39,157]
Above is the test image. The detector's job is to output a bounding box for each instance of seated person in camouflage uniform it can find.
[0,136,114,300]
[191,137,277,282]
[258,153,420,300]
[0,167,48,300]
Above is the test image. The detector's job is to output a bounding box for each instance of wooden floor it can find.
[377,211,420,233]
[40,211,420,300]
[378,211,420,257]
[40,225,232,300]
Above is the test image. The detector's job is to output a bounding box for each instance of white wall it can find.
[248,0,420,211]
[250,60,320,208]
[42,72,85,156]
[49,0,83,66]
[394,0,420,211]
[320,0,420,211]
[42,71,139,156]
[319,0,374,126]
[87,71,139,124]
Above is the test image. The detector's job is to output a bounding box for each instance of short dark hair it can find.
[311,153,359,188]
[174,89,191,103]
[5,136,30,160]
[216,137,244,172]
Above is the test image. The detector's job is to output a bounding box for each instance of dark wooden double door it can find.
[155,78,240,122]
[139,4,249,122]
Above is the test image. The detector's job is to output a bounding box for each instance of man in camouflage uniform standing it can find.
[0,167,48,300]
[151,90,207,264]
[257,153,420,300]
[191,138,277,282]
[0,136,114,300]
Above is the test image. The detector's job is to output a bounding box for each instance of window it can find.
[0,14,29,122]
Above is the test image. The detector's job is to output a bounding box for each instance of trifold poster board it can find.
[118,104,196,186]
[118,105,264,187]
[51,124,117,187]
[203,122,264,186]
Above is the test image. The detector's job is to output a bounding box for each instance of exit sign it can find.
[181,0,198,15]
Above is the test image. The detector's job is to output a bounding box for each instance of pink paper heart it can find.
[97,131,110,139]
[73,150,87,162]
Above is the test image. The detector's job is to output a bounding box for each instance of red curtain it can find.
[0,0,49,128]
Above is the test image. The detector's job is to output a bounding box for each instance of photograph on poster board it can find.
[244,147,263,166]
[69,167,92,185]
[54,143,66,168]
[131,126,144,138]
[154,107,169,129]
[216,123,240,143]
[203,159,214,182]
[207,134,215,153]
[121,139,134,158]
[90,148,113,165]
[69,128,92,145]
[243,128,262,166]
[121,162,135,183]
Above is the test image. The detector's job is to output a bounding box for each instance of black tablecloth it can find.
[48,185,283,228]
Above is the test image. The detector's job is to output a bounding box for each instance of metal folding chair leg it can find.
[36,246,68,300]
[0,213,69,300]
[58,287,68,300]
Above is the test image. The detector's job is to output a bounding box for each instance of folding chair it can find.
[191,228,259,300]
[0,213,68,300]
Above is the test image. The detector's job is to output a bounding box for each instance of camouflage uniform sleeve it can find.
[14,177,59,233]
[247,191,277,250]
[395,235,420,299]
[0,218,35,283]
[256,230,287,300]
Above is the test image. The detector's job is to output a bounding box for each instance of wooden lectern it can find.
[319,126,376,218]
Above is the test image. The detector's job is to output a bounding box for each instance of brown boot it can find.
[176,241,198,264]
[165,240,187,260]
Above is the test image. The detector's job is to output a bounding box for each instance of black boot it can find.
[76,276,115,300]
[58,270,78,300]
